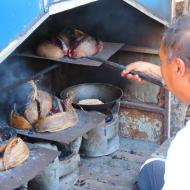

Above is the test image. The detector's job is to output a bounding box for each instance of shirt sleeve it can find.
[162,127,190,190]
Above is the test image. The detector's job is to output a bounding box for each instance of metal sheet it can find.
[15,42,124,67]
[0,146,59,190]
[119,107,163,143]
[122,0,172,26]
[17,110,105,144]
[0,0,45,52]
[133,0,172,21]
[49,0,98,15]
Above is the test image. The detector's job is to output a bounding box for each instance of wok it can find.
[60,83,123,115]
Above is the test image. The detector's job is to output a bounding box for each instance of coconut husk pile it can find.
[0,127,29,171]
[10,81,78,133]
[36,28,103,59]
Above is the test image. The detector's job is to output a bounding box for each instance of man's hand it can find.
[121,61,162,83]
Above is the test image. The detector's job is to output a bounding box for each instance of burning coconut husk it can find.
[10,110,33,130]
[24,81,52,124]
[0,127,29,171]
[36,41,65,59]
[35,92,78,133]
[10,81,78,133]
[0,137,29,171]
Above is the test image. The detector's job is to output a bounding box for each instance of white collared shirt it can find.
[162,120,190,190]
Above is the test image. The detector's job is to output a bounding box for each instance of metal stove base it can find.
[28,139,81,190]
[80,116,120,157]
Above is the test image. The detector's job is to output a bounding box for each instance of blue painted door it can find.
[0,0,45,52]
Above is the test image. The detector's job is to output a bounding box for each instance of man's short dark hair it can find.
[162,14,190,68]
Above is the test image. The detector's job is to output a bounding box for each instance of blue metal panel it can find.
[47,0,63,6]
[0,0,45,52]
[134,0,172,22]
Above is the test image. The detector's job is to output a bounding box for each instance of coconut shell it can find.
[72,37,103,58]
[10,111,32,130]
[36,90,52,118]
[36,41,65,59]
[0,137,29,171]
[24,101,38,124]
[35,111,78,133]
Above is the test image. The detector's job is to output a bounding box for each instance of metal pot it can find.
[60,83,123,115]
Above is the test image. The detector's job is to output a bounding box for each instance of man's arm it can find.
[121,61,162,83]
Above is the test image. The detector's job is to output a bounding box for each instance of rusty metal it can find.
[0,145,59,190]
[119,107,163,143]
[162,90,170,143]
[15,42,124,67]
[17,110,105,144]
[120,100,165,115]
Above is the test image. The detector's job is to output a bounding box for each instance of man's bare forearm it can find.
[144,63,162,81]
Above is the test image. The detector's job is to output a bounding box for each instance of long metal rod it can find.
[120,100,165,115]
[87,57,163,87]
[0,63,60,95]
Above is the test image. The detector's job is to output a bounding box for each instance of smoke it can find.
[0,57,33,122]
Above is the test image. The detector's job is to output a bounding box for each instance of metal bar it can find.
[162,90,171,143]
[88,57,163,87]
[0,63,60,95]
[16,42,124,67]
[121,45,159,55]
[120,100,165,115]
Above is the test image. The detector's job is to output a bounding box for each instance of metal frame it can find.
[122,0,171,26]
[49,0,98,15]
[0,0,98,65]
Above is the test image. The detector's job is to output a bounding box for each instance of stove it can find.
[80,114,120,157]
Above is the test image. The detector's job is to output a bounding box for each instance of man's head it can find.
[160,14,190,103]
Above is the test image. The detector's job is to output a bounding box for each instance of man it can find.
[121,14,190,190]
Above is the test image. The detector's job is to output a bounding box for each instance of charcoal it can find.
[0,127,17,146]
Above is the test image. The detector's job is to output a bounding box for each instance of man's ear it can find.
[172,57,186,77]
